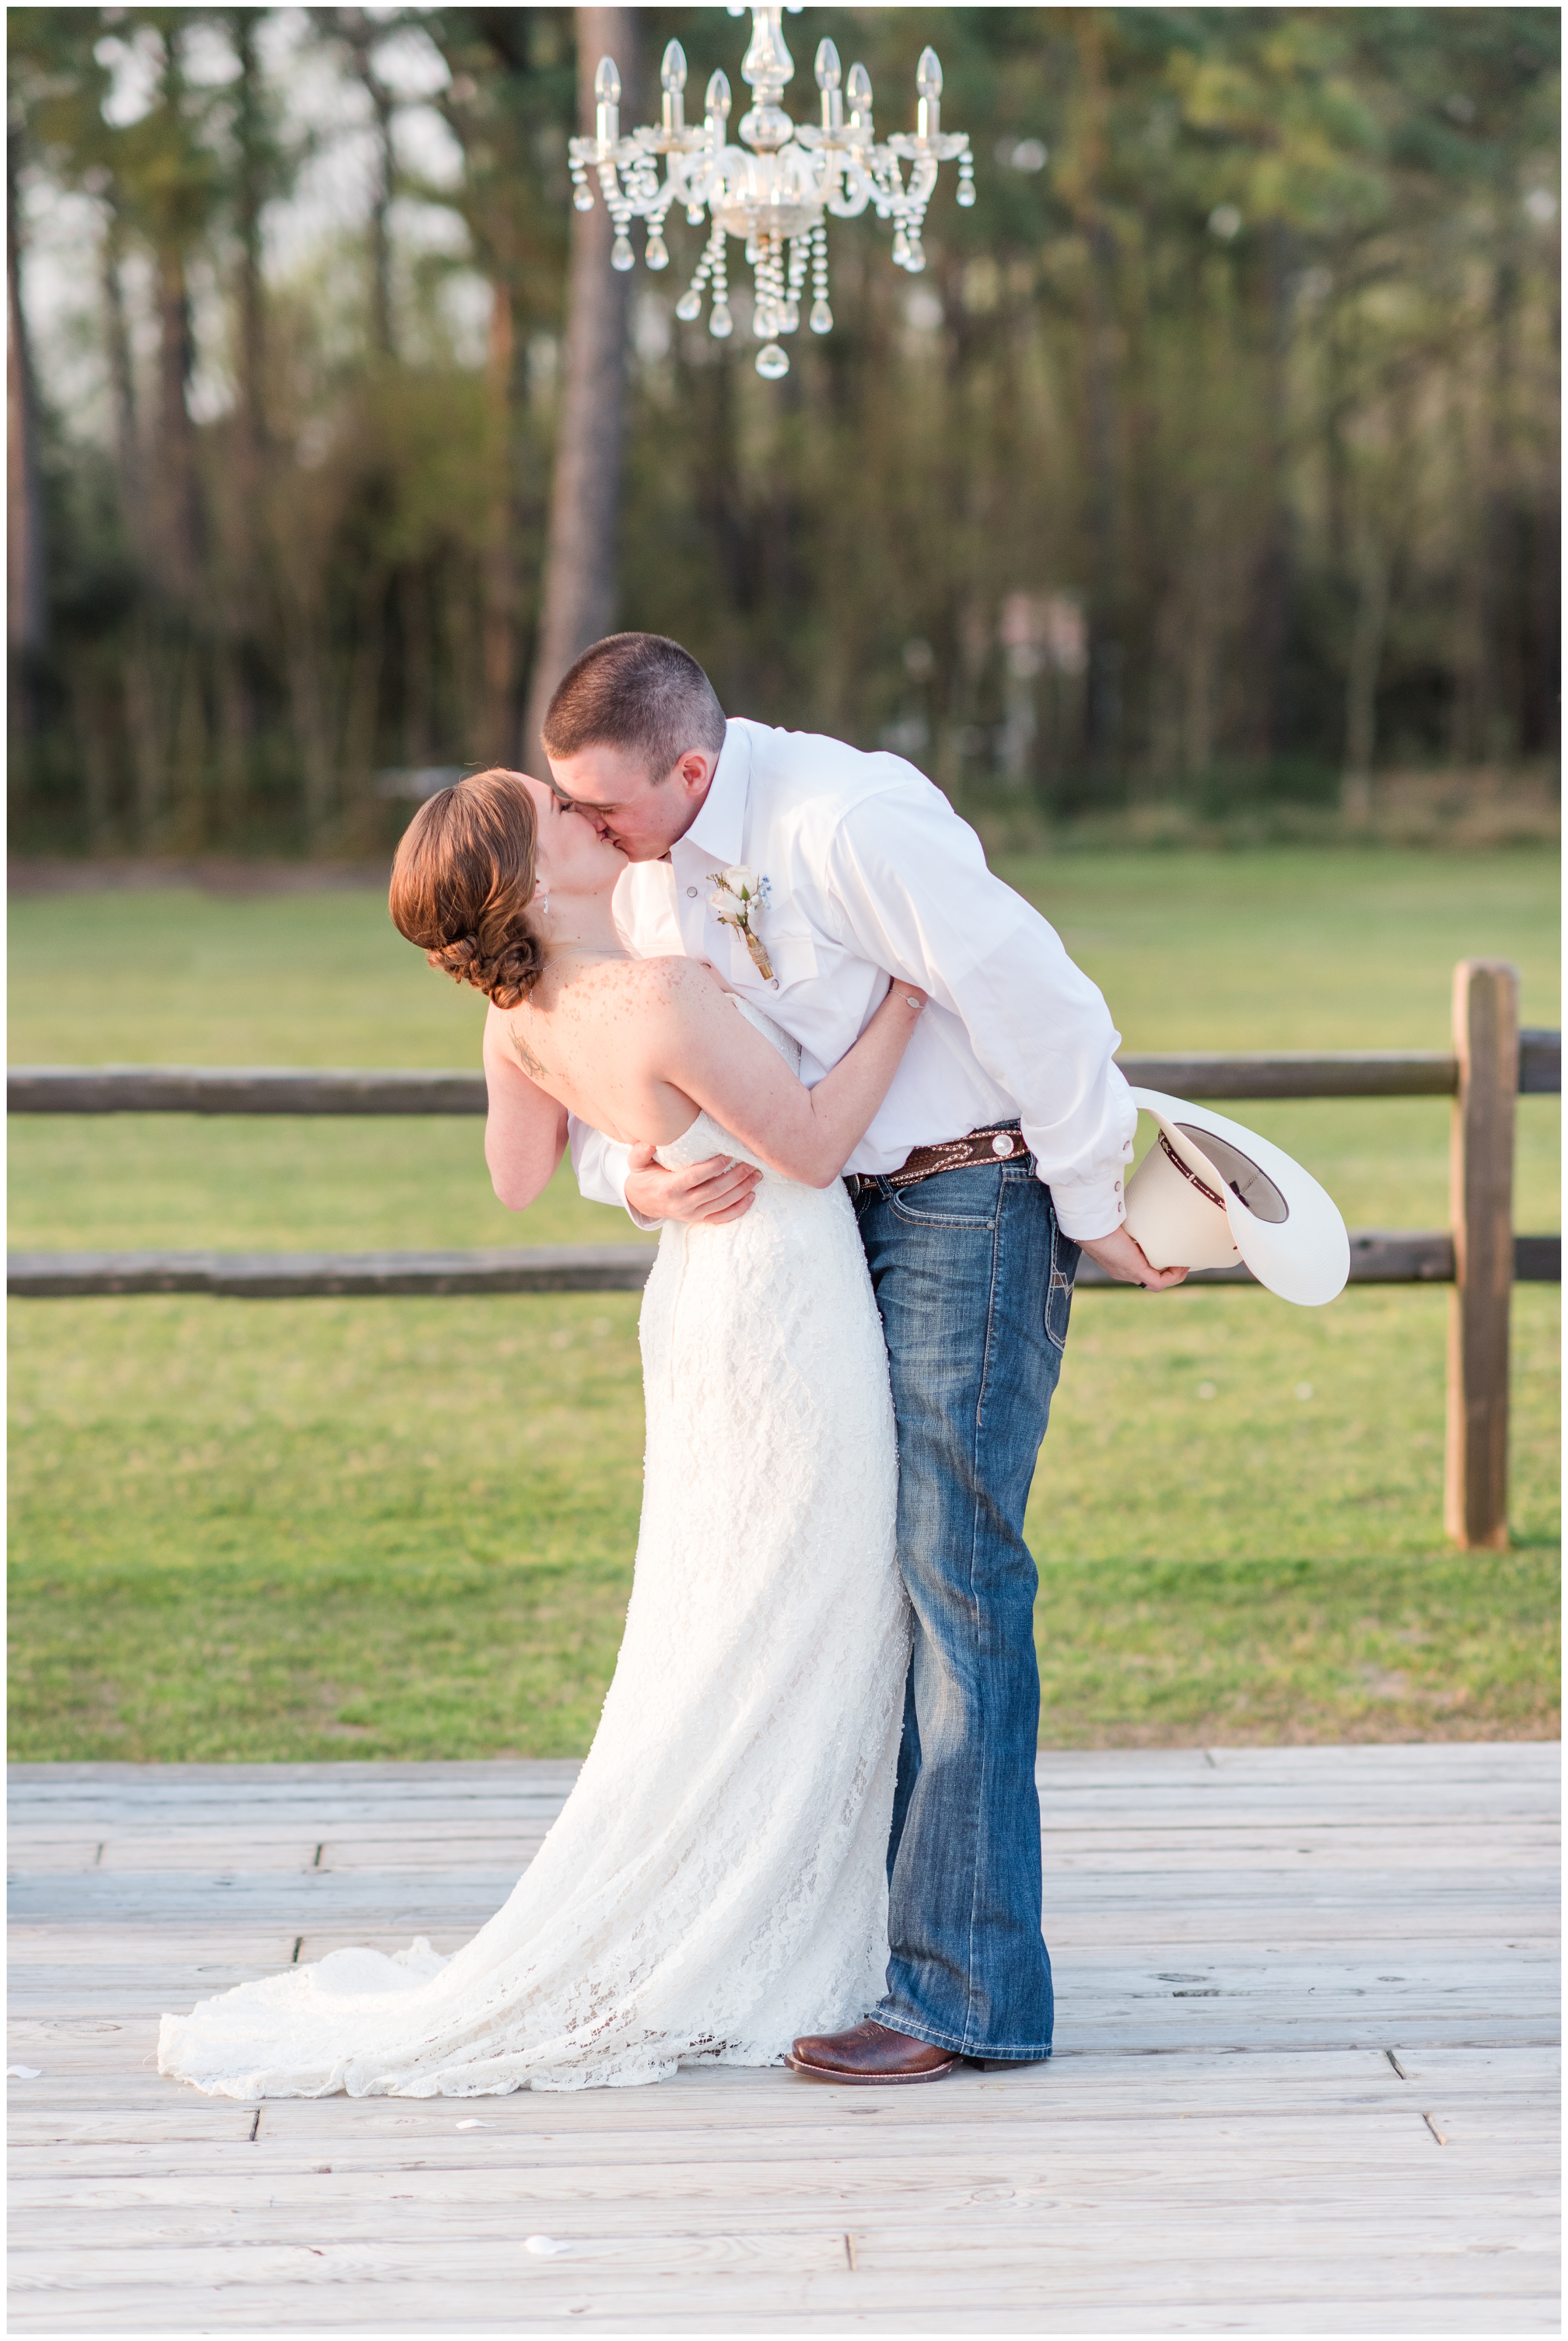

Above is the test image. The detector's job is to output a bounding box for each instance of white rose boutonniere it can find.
[707,866,775,981]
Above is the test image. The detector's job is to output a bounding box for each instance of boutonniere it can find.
[707,865,775,981]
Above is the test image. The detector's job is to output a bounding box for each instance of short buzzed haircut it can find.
[541,633,726,781]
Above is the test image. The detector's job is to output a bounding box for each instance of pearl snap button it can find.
[686,886,698,898]
[992,1134,1012,1157]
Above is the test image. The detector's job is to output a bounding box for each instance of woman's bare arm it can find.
[482,1002,569,1209]
[647,964,926,1188]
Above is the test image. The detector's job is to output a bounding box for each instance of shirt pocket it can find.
[733,920,818,997]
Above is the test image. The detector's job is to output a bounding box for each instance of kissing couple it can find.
[159,632,1185,2101]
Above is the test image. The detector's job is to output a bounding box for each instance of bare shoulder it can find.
[484,996,547,1082]
[612,955,727,1015]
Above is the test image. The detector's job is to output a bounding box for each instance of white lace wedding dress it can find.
[159,1002,910,2097]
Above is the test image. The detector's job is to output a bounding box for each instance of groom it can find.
[513,632,1183,2083]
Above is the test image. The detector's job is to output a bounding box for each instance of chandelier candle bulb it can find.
[847,61,874,130]
[815,39,844,130]
[594,56,620,150]
[660,40,687,136]
[916,48,942,141]
[568,9,973,373]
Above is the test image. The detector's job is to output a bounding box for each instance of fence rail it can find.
[9,1033,1562,1117]
[6,1231,1560,1302]
[7,968,1559,1548]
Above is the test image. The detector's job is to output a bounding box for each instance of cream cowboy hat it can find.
[1124,1088,1350,1308]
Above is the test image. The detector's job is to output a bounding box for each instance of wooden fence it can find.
[9,960,1559,1551]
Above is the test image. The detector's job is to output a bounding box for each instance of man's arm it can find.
[824,778,1176,1278]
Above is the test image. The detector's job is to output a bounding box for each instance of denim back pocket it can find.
[887,1163,1000,1231]
[1046,1220,1081,1352]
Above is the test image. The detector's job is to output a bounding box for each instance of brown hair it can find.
[388,769,546,1009]
[541,631,726,780]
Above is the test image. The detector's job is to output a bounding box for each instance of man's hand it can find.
[1077,1226,1189,1291]
[625,1143,762,1226]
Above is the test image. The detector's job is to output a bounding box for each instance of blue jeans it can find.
[853,1147,1078,2060]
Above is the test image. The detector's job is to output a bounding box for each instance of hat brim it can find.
[1129,1089,1350,1307]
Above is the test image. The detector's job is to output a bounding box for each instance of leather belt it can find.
[848,1121,1029,1200]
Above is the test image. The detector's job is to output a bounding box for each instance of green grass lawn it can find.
[8,849,1560,1757]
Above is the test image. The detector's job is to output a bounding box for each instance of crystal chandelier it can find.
[567,6,974,380]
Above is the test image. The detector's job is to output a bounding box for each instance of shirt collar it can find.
[680,720,750,868]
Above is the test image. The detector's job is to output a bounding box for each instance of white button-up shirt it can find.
[569,718,1135,1241]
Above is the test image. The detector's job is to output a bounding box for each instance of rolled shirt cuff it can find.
[1042,1166,1127,1244]
[608,1148,663,1232]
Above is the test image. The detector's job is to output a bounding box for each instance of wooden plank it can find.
[6,1245,655,1299]
[10,1229,1561,1299]
[0,1055,1469,1116]
[1518,1028,1562,1094]
[8,1758,585,1786]
[1115,1049,1460,1098]
[7,2035,1557,2113]
[1446,960,1521,1549]
[5,1068,492,1117]
[7,2239,1559,2314]
[22,1041,1555,1116]
[10,2300,1559,2338]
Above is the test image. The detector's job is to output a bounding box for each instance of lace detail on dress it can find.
[158,999,909,2098]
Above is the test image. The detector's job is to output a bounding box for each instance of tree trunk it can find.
[233,12,269,463]
[1249,220,1294,762]
[153,244,204,605]
[223,9,269,840]
[366,71,395,359]
[102,212,141,535]
[481,276,518,763]
[1341,538,1390,822]
[335,9,396,358]
[521,5,638,773]
[1072,16,1120,793]
[7,142,47,667]
[1480,255,1520,761]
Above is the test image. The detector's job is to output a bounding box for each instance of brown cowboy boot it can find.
[785,2018,960,2085]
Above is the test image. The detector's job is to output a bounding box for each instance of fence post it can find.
[1445,960,1519,1550]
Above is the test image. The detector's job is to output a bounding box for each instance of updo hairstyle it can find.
[388,768,546,1009]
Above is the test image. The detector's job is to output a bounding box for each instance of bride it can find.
[158,767,924,2098]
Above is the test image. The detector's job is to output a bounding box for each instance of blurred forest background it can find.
[7,4,1561,859]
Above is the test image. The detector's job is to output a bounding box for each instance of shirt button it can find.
[686,886,698,898]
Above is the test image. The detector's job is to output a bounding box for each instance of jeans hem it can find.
[873,2008,1054,2062]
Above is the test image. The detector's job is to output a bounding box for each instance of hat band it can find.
[1158,1128,1227,1213]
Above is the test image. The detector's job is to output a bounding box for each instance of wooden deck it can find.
[8,1745,1559,2334]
